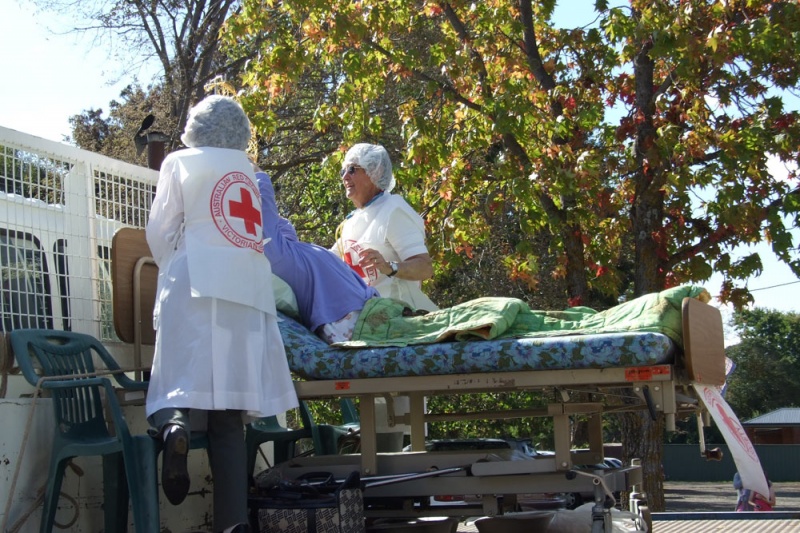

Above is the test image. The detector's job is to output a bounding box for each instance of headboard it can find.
[681,296,726,386]
[111,227,157,346]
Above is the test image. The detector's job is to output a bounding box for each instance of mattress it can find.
[278,312,677,381]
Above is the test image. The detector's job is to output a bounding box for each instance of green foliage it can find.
[425,392,556,449]
[726,307,800,421]
[50,0,245,159]
[59,0,800,510]
[69,84,176,165]
[226,0,800,310]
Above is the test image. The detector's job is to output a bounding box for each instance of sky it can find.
[1,0,799,338]
[0,0,160,141]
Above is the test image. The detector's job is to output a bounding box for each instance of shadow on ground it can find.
[665,481,800,513]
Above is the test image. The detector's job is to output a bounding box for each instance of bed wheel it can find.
[565,492,583,509]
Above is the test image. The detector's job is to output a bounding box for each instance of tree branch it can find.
[440,3,491,102]
[363,38,484,114]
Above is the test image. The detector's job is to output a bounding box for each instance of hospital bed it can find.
[110,228,727,528]
[271,297,723,520]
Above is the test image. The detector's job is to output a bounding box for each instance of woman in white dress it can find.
[145,95,298,533]
[332,143,438,312]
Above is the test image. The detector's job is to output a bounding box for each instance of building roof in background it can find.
[743,408,800,426]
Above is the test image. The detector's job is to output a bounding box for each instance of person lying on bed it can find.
[256,168,380,343]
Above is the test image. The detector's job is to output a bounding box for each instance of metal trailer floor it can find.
[448,512,800,532]
[652,519,800,532]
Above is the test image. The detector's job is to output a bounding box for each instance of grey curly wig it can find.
[343,143,395,193]
[180,95,251,150]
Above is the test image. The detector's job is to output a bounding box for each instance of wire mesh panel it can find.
[0,126,158,341]
[93,170,157,340]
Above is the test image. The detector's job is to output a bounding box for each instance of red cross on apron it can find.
[228,187,260,236]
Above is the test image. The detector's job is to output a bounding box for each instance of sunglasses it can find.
[340,165,363,178]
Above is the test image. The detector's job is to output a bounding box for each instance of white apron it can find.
[145,147,298,419]
[335,194,438,311]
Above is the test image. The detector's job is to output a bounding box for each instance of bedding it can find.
[339,285,709,348]
[278,285,709,381]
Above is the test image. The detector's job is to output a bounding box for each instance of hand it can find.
[357,248,391,275]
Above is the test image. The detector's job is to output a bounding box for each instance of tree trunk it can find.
[621,411,666,511]
[562,223,589,305]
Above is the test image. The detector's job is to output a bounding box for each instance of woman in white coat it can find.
[145,95,298,533]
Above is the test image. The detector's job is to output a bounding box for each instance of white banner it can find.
[694,382,769,498]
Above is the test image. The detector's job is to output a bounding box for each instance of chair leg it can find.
[247,434,299,477]
[273,438,296,464]
[103,452,130,533]
[125,436,161,533]
[39,457,68,533]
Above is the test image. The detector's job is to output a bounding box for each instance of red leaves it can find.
[568,295,584,307]
[774,113,796,131]
[424,3,443,17]
[615,116,636,141]
[454,244,474,259]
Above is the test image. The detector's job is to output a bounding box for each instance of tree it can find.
[225,0,800,509]
[69,83,175,165]
[36,0,245,156]
[726,307,800,420]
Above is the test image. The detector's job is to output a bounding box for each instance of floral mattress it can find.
[277,312,677,381]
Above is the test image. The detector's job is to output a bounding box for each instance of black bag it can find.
[249,471,365,533]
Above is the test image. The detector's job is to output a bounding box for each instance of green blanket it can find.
[338,285,710,348]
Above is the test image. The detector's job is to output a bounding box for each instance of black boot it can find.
[161,425,190,505]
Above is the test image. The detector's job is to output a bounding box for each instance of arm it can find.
[362,201,434,281]
[364,251,433,280]
[749,489,774,510]
[145,156,184,266]
[256,171,299,242]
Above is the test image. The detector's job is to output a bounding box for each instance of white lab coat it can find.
[145,147,298,420]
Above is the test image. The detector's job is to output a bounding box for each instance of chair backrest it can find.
[340,398,359,425]
[9,329,126,439]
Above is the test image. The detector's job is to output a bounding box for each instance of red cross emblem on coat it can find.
[229,188,261,236]
[211,172,264,252]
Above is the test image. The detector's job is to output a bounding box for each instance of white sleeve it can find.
[385,206,429,260]
[145,156,185,266]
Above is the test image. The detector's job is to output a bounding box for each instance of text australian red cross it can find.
[228,187,261,236]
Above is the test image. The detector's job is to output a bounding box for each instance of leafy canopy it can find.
[225,0,800,309]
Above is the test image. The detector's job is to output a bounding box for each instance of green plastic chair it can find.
[245,398,361,480]
[339,397,360,427]
[8,329,158,533]
[245,401,316,481]
[316,398,360,455]
[111,425,209,533]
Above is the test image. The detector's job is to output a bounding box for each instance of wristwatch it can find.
[387,261,399,277]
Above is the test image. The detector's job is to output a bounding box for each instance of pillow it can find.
[273,274,300,318]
